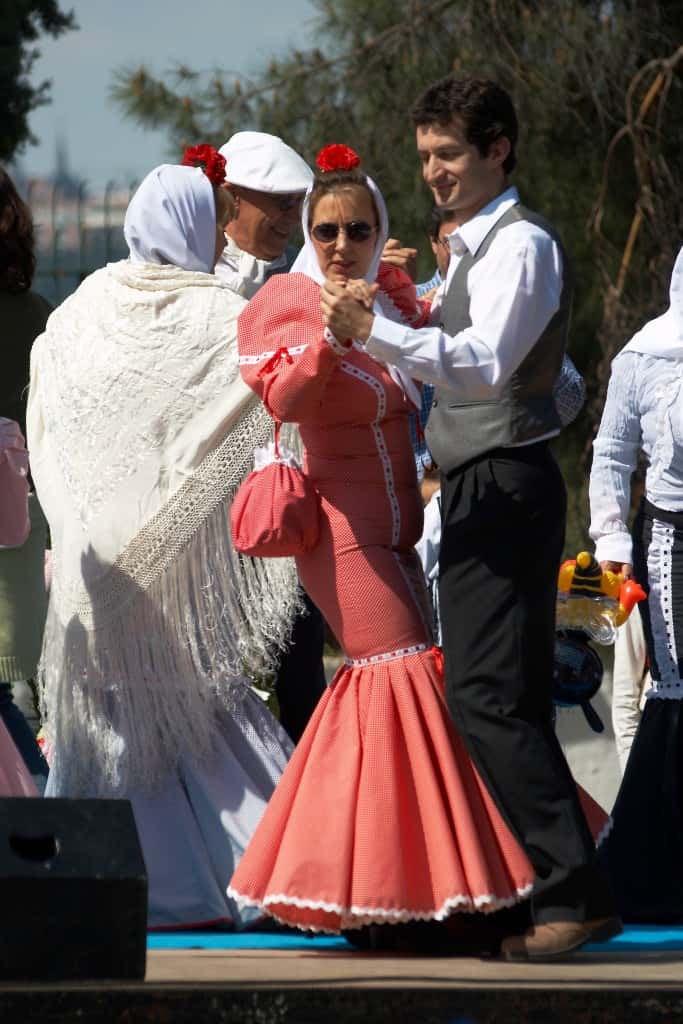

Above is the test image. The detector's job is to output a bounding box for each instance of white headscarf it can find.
[619,246,683,361]
[124,164,216,274]
[290,171,420,406]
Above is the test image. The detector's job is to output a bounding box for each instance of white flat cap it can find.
[220,131,313,194]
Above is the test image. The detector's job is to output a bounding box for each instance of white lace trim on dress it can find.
[226,883,534,935]
[344,643,430,667]
[323,328,352,356]
[239,345,308,365]
[339,361,401,547]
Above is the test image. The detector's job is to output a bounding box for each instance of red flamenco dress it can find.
[228,270,605,933]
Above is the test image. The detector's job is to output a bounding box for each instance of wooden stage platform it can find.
[1,946,682,1022]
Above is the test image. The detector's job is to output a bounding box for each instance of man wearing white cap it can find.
[216,131,313,298]
[216,130,325,744]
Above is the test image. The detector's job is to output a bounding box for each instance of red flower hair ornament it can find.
[181,144,227,186]
[316,144,361,173]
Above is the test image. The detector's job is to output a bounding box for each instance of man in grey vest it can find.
[320,75,620,959]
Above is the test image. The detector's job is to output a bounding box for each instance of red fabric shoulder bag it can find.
[230,422,321,558]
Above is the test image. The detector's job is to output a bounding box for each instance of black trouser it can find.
[439,442,614,924]
[274,591,327,744]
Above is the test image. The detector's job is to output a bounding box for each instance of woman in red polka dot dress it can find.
[228,145,605,935]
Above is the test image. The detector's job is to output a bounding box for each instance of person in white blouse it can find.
[320,74,619,960]
[589,246,683,923]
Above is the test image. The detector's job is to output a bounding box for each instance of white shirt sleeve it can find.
[366,223,563,401]
[414,491,442,583]
[588,353,642,565]
[611,607,649,774]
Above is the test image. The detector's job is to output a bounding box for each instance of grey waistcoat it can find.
[424,202,573,473]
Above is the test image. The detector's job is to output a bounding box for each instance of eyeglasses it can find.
[435,235,451,249]
[311,221,378,244]
[272,194,303,212]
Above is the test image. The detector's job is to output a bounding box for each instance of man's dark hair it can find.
[427,206,456,241]
[0,167,35,293]
[411,76,518,175]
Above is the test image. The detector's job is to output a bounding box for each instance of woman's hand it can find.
[600,560,633,579]
[321,279,377,342]
[345,278,377,309]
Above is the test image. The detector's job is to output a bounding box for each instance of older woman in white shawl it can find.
[27,155,299,929]
[589,247,683,924]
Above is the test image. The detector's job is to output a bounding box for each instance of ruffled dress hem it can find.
[226,884,535,935]
[228,649,543,934]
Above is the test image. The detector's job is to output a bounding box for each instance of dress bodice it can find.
[238,273,423,549]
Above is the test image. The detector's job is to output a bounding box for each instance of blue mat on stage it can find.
[148,925,683,953]
[582,925,683,953]
[148,932,350,951]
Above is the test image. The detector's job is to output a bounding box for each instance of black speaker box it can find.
[0,797,147,980]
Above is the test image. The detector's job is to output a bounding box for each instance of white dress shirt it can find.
[414,489,442,646]
[366,187,564,405]
[589,351,683,564]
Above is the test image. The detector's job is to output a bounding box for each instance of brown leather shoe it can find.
[501,915,622,961]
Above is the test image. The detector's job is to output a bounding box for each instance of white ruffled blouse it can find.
[589,351,683,565]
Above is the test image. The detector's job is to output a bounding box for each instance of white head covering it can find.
[620,246,683,361]
[124,164,216,274]
[290,167,420,406]
[220,131,313,194]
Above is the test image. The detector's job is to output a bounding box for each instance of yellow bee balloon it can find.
[556,551,646,644]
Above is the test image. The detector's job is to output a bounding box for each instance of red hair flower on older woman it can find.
[181,144,227,186]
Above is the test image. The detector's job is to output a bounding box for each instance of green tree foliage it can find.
[113,0,683,552]
[0,0,77,161]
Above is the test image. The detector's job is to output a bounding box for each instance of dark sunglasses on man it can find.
[311,221,378,244]
[272,194,303,212]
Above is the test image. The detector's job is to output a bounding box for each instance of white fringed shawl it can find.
[27,260,299,795]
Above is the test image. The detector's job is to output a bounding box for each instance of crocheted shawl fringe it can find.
[40,410,302,797]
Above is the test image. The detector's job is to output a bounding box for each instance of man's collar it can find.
[448,186,519,258]
[221,233,289,273]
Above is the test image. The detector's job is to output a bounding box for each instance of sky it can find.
[19,0,318,190]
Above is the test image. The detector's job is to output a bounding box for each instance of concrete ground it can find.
[556,664,621,812]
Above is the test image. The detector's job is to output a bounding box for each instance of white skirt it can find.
[47,689,293,929]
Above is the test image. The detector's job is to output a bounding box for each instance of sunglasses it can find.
[311,221,378,244]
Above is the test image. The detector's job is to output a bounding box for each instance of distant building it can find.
[52,134,82,201]
[17,138,134,304]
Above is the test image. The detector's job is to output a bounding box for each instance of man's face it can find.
[225,185,303,260]
[416,117,508,224]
